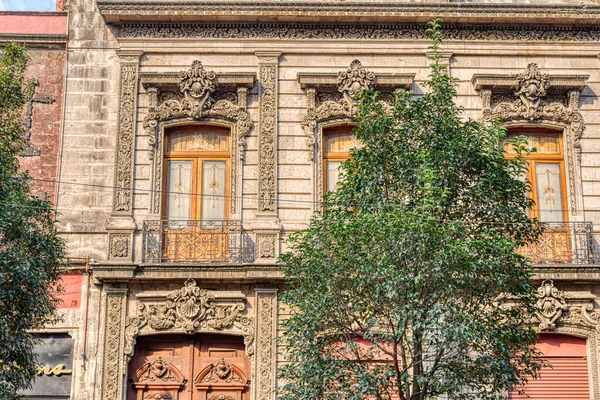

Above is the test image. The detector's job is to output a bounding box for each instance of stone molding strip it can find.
[472,75,588,93]
[98,2,600,25]
[0,34,67,46]
[117,22,600,42]
[298,72,414,91]
[140,71,255,90]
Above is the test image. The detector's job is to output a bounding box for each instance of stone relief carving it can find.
[101,288,128,400]
[119,22,600,42]
[474,63,588,215]
[124,279,255,364]
[109,233,130,259]
[337,59,376,112]
[257,53,280,214]
[257,234,276,259]
[536,280,569,331]
[114,59,140,213]
[255,289,277,400]
[143,61,254,215]
[208,395,235,400]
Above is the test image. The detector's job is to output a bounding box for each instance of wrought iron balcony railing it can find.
[142,219,243,264]
[521,221,596,265]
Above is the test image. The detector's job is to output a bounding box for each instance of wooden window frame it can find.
[162,125,231,222]
[504,128,568,222]
[322,125,357,195]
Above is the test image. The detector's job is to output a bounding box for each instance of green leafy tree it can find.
[0,42,65,399]
[279,21,543,400]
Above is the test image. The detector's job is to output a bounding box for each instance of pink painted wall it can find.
[0,12,67,35]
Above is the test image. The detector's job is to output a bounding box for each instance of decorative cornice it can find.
[472,73,589,93]
[140,71,255,90]
[298,72,414,91]
[118,22,600,42]
[0,33,67,46]
[98,2,600,25]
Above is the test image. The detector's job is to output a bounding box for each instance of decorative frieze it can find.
[99,2,600,24]
[472,64,588,216]
[256,52,281,215]
[118,22,600,42]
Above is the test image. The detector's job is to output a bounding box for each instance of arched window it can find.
[323,127,359,194]
[164,126,230,223]
[504,129,567,222]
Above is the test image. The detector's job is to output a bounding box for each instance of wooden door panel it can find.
[128,334,250,400]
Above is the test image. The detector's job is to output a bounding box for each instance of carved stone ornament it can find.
[472,64,588,215]
[124,279,255,364]
[514,63,551,112]
[256,52,281,214]
[109,233,130,259]
[142,61,254,215]
[257,234,276,259]
[536,280,569,331]
[114,52,142,213]
[118,22,600,43]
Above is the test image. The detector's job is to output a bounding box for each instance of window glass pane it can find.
[325,131,359,153]
[504,132,560,154]
[201,161,227,221]
[327,161,342,192]
[535,163,564,222]
[168,130,228,152]
[166,161,192,220]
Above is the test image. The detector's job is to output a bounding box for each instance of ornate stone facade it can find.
[32,1,600,399]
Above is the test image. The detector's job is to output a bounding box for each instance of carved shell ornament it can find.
[180,60,217,101]
[514,63,551,111]
[337,59,376,108]
[536,280,569,331]
[139,358,179,383]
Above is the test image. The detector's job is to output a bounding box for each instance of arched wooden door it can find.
[128,334,250,400]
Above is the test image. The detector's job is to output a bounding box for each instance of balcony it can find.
[142,220,244,264]
[522,222,596,265]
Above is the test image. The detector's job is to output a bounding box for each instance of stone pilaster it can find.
[99,286,128,400]
[254,288,278,400]
[108,50,143,261]
[256,51,281,217]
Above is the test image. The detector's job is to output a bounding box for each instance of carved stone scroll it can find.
[256,52,281,215]
[254,288,278,400]
[140,62,255,215]
[124,280,255,365]
[472,64,588,215]
[100,286,128,400]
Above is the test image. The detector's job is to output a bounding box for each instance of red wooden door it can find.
[128,334,250,400]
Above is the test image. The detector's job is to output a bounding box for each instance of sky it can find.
[0,0,56,11]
